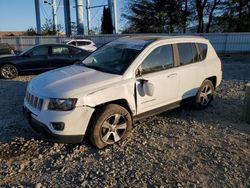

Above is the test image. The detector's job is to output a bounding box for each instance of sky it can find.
[0,0,127,33]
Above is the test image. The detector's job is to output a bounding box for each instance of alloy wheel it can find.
[100,113,127,144]
[200,85,213,106]
[1,65,17,79]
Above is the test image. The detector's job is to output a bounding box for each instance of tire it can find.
[194,80,215,109]
[88,104,132,149]
[0,64,18,79]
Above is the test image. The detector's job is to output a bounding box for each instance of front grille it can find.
[25,91,44,110]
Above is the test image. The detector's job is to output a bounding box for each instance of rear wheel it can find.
[194,80,215,109]
[0,64,18,79]
[88,104,132,149]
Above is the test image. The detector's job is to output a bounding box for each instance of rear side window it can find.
[78,41,91,46]
[197,43,208,61]
[177,43,198,65]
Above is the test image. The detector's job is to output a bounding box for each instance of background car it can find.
[64,39,97,52]
[0,44,90,79]
[0,43,15,57]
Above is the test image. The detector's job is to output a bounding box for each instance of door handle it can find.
[167,73,177,78]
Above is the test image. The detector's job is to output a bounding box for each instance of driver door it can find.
[20,45,50,72]
[136,44,180,115]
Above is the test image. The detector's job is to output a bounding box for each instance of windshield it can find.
[20,46,34,55]
[81,39,152,75]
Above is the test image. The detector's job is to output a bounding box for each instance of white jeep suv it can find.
[23,36,222,149]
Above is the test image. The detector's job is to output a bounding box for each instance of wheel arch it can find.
[93,99,133,116]
[206,76,217,89]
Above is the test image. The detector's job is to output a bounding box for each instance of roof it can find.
[119,35,206,42]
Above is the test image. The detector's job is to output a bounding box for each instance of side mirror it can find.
[143,81,154,96]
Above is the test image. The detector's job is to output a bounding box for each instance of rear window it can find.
[197,43,208,61]
[69,47,85,55]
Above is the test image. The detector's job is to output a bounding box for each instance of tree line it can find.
[14,0,250,36]
[123,0,250,33]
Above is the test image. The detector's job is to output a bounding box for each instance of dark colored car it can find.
[0,44,90,79]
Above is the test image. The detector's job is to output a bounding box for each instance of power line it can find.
[56,0,62,13]
[91,0,107,23]
[41,4,50,20]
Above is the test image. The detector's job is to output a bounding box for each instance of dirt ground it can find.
[0,54,249,187]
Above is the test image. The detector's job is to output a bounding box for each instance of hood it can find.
[0,54,17,62]
[0,54,16,58]
[28,65,122,98]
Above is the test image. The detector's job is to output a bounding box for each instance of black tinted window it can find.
[197,43,208,61]
[142,45,173,74]
[78,41,91,46]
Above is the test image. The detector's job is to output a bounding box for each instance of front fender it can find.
[81,79,136,115]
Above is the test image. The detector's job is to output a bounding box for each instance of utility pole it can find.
[86,0,91,35]
[108,0,118,34]
[63,0,71,37]
[44,0,58,35]
[52,0,58,34]
[75,0,84,35]
[34,0,41,35]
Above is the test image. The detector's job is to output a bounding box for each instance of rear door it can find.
[136,44,180,114]
[175,43,205,99]
[49,45,72,68]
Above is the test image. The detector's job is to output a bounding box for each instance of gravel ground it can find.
[0,54,250,187]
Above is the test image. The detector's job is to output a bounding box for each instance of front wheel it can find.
[0,64,18,79]
[194,80,215,109]
[88,104,132,149]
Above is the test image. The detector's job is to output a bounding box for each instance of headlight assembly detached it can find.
[48,98,78,111]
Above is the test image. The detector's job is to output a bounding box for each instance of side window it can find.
[177,43,198,65]
[52,46,69,55]
[141,45,174,74]
[30,46,48,56]
[197,43,208,61]
[78,41,91,46]
[69,41,77,46]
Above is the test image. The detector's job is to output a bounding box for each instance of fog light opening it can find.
[50,122,65,131]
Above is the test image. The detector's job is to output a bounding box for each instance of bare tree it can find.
[206,0,221,32]
[195,0,208,33]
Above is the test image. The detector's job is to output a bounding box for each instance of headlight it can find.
[48,98,78,111]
